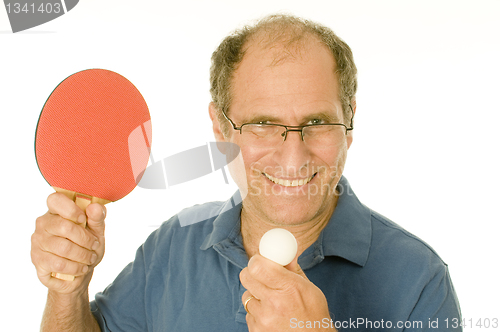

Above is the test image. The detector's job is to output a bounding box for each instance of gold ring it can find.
[244,296,255,314]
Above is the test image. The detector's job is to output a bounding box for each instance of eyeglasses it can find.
[221,105,354,148]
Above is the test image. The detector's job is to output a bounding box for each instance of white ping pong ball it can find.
[259,228,298,266]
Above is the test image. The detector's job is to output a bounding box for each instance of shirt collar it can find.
[201,176,372,267]
[200,191,243,251]
[321,176,372,267]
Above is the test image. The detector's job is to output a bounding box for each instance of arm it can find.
[406,264,462,332]
[31,193,106,332]
[41,290,101,332]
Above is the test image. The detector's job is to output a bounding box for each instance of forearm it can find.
[41,289,101,332]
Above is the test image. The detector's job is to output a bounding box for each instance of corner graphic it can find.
[3,0,79,33]
[128,124,247,227]
[134,142,241,190]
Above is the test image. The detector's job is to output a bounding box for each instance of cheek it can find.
[239,146,272,175]
[227,143,272,195]
[227,151,249,196]
[315,143,348,177]
[332,145,349,176]
[346,134,353,149]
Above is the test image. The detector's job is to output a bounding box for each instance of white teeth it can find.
[264,173,314,187]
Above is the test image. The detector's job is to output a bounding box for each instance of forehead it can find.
[230,37,342,123]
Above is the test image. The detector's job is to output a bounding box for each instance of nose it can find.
[273,129,312,174]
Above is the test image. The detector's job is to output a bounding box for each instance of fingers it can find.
[247,255,303,291]
[241,255,333,331]
[240,265,268,302]
[40,235,98,266]
[42,215,99,251]
[33,249,91,278]
[31,222,97,279]
[240,255,290,302]
[86,203,106,238]
[31,194,107,293]
[240,255,309,313]
[87,203,106,221]
[242,290,261,315]
[47,193,86,226]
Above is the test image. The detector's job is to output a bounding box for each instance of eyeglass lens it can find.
[240,124,346,148]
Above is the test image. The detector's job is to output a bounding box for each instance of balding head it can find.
[210,14,357,136]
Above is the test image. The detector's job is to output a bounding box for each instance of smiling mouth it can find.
[263,173,316,187]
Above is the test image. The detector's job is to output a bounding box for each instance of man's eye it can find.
[309,119,325,125]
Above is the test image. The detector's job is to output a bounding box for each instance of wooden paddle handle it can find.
[51,188,110,281]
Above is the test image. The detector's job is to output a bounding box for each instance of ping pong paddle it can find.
[35,68,152,281]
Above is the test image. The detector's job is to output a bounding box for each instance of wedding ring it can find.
[244,296,255,314]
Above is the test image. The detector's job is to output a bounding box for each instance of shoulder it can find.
[367,211,461,322]
[368,209,447,275]
[140,200,226,263]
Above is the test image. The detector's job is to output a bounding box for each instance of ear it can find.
[209,102,227,143]
[346,99,356,149]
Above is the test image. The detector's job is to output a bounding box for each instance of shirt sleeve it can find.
[90,242,149,332]
[405,264,462,331]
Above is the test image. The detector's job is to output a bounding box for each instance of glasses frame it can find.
[221,104,354,143]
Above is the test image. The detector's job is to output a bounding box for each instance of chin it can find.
[253,189,335,226]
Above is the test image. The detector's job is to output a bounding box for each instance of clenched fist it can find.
[240,254,336,332]
[31,192,106,295]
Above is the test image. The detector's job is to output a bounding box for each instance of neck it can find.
[240,194,339,260]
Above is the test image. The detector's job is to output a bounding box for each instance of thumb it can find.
[284,256,308,280]
[86,203,106,237]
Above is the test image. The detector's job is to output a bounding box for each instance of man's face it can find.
[212,38,353,226]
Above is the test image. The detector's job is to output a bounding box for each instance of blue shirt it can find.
[90,177,462,331]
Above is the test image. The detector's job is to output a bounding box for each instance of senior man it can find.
[31,14,462,331]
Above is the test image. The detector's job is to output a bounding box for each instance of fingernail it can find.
[90,253,97,264]
[92,240,99,251]
[78,214,87,224]
[83,265,89,273]
[102,206,106,218]
[248,256,255,269]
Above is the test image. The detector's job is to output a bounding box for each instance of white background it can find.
[1,0,499,330]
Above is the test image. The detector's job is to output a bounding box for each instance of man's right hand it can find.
[31,192,106,295]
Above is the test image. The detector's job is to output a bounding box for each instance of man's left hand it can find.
[240,254,335,331]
